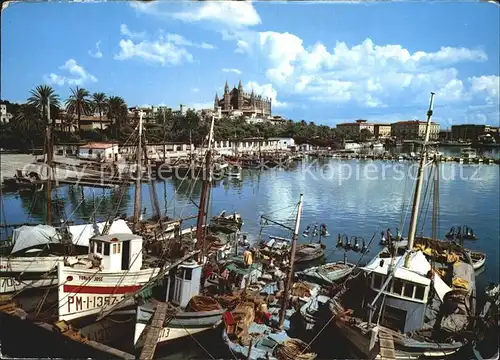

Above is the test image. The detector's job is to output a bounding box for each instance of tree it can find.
[107,96,128,139]
[360,128,372,141]
[65,87,92,132]
[27,85,60,126]
[91,92,108,130]
[14,104,44,150]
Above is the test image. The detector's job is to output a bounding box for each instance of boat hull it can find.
[333,319,462,359]
[0,276,57,294]
[57,263,160,321]
[134,305,224,347]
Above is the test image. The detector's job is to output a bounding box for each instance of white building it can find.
[297,143,314,152]
[1,104,13,124]
[268,137,295,151]
[78,142,120,162]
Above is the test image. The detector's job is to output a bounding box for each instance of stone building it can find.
[214,80,272,118]
[391,120,440,140]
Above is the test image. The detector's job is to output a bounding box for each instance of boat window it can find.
[414,285,425,300]
[117,243,121,253]
[104,243,110,256]
[373,274,383,289]
[393,280,403,296]
[96,241,102,254]
[403,282,415,298]
[113,244,117,254]
[184,268,192,280]
[382,305,407,333]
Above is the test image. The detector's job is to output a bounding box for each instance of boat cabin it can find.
[362,251,432,333]
[169,260,202,308]
[88,233,144,272]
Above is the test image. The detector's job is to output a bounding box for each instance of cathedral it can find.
[214,80,272,118]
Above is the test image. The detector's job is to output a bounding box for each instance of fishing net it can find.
[217,294,241,309]
[274,339,317,360]
[291,282,313,298]
[186,295,222,312]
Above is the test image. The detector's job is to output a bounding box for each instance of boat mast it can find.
[405,92,435,267]
[195,115,215,256]
[46,98,52,225]
[132,111,143,232]
[278,193,304,328]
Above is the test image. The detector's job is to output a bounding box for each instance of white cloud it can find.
[114,39,193,66]
[44,59,97,86]
[244,34,490,108]
[171,1,261,28]
[192,88,200,93]
[245,81,288,108]
[222,68,242,75]
[130,1,260,29]
[469,75,500,104]
[164,33,216,50]
[88,41,103,59]
[186,101,213,110]
[120,24,146,39]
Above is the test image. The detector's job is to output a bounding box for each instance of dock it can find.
[138,302,170,360]
[378,331,396,360]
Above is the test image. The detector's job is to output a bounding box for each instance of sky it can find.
[1,1,499,127]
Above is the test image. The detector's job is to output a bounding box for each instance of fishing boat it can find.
[260,236,325,265]
[226,164,242,179]
[298,294,331,332]
[296,261,355,286]
[327,93,478,359]
[209,210,243,234]
[460,147,477,161]
[56,232,161,321]
[0,220,132,294]
[469,250,486,270]
[134,260,226,348]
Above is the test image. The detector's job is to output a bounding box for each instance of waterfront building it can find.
[336,120,375,140]
[391,120,440,140]
[268,137,295,151]
[78,142,120,162]
[451,124,499,141]
[374,124,392,139]
[214,80,272,118]
[0,104,13,124]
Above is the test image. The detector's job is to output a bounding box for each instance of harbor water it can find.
[1,154,499,358]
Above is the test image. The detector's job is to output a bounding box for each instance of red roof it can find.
[80,142,118,149]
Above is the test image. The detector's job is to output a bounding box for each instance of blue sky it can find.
[2,1,499,127]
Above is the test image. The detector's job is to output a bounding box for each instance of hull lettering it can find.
[0,277,22,293]
[66,295,124,313]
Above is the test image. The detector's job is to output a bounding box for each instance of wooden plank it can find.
[378,331,396,360]
[138,302,169,360]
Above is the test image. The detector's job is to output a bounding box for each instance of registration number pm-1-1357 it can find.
[67,295,125,312]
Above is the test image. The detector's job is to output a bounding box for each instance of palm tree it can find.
[27,85,60,126]
[107,96,128,139]
[65,86,92,132]
[91,92,108,130]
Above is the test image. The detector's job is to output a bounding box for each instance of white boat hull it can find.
[57,263,160,321]
[0,276,57,294]
[134,323,211,347]
[0,255,86,274]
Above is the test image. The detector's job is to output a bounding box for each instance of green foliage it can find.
[1,85,346,152]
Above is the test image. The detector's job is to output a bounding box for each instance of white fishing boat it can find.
[57,232,160,322]
[0,220,134,294]
[296,261,355,286]
[327,93,478,359]
[134,260,225,347]
[226,164,242,179]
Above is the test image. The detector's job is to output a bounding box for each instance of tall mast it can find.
[46,98,52,224]
[133,111,143,232]
[195,115,215,255]
[432,161,439,241]
[405,92,435,267]
[279,193,304,328]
